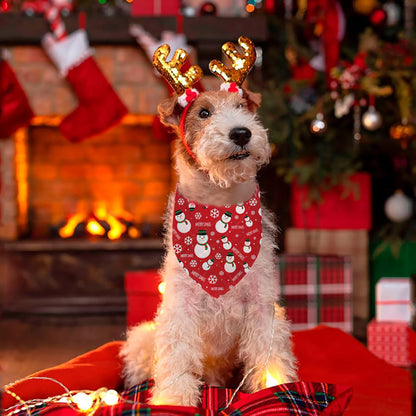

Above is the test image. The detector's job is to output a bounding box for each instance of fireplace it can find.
[0,44,173,316]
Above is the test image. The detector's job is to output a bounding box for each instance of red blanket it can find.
[2,326,413,415]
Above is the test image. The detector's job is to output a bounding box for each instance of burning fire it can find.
[59,203,140,240]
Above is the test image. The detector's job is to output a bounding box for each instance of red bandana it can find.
[172,187,262,297]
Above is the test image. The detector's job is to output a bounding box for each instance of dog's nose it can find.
[229,127,251,147]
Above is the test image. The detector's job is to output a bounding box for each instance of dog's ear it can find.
[158,96,183,127]
[243,89,262,113]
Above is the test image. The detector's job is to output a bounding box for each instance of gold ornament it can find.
[209,36,256,86]
[389,121,416,149]
[153,44,203,96]
[353,0,378,15]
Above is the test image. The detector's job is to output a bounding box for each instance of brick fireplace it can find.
[0,15,268,316]
[0,45,173,315]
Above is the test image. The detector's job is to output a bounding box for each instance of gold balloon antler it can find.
[209,36,256,86]
[153,44,203,96]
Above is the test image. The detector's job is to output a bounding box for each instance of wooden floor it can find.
[0,315,126,387]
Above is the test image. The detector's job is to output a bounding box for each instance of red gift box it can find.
[125,270,162,327]
[367,319,416,367]
[290,172,372,230]
[130,0,179,16]
[277,254,353,333]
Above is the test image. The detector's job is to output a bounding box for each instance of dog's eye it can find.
[199,109,211,119]
[236,103,245,109]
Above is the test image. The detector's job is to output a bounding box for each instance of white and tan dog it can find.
[121,37,297,407]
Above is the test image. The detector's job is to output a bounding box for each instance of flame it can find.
[86,219,106,236]
[58,202,140,240]
[59,212,86,238]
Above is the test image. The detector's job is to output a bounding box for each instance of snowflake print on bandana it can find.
[172,187,262,298]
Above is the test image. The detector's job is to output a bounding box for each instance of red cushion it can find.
[2,327,412,416]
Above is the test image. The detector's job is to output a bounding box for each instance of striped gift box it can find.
[277,254,353,333]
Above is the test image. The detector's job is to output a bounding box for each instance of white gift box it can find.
[376,278,414,323]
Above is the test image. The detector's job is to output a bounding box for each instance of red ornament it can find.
[199,1,217,15]
[370,7,387,26]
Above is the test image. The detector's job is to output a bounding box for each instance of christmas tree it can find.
[258,0,416,250]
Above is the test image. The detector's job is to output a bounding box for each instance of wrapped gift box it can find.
[277,254,353,333]
[370,241,416,318]
[131,0,179,16]
[367,319,416,367]
[290,172,372,230]
[376,277,414,323]
[125,270,162,327]
[285,228,369,322]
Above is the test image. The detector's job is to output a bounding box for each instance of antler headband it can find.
[152,36,257,107]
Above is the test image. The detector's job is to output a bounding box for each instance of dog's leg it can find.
[120,321,156,388]
[151,302,204,406]
[239,303,297,392]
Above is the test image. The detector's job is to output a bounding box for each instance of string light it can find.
[4,378,122,416]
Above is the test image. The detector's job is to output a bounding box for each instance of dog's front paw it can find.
[151,373,202,407]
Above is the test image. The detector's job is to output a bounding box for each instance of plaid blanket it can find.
[5,379,352,416]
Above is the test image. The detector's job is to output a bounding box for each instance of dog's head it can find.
[154,37,271,188]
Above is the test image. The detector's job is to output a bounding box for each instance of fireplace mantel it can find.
[0,15,268,45]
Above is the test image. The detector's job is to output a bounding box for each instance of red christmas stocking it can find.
[42,29,128,142]
[0,58,34,139]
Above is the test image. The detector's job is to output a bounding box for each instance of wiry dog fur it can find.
[120,87,298,406]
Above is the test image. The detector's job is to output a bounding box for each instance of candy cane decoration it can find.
[45,5,67,41]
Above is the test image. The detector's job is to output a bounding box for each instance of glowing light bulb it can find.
[73,392,94,411]
[265,370,282,388]
[101,389,119,406]
[158,281,166,294]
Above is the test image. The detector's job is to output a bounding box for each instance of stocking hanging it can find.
[0,56,34,139]
[42,16,128,142]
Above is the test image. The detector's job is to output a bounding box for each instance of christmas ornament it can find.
[172,187,262,298]
[42,28,128,142]
[309,112,327,135]
[353,0,378,15]
[370,7,387,26]
[199,1,217,15]
[0,56,34,138]
[389,120,416,149]
[383,1,401,26]
[362,107,382,130]
[362,95,382,131]
[384,190,413,222]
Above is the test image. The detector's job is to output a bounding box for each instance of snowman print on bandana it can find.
[224,252,236,273]
[172,187,262,298]
[215,212,232,233]
[175,209,191,233]
[194,230,211,259]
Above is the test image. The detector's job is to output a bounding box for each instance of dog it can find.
[120,37,297,407]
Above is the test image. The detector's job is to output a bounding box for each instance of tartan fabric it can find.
[277,254,353,333]
[4,380,351,416]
